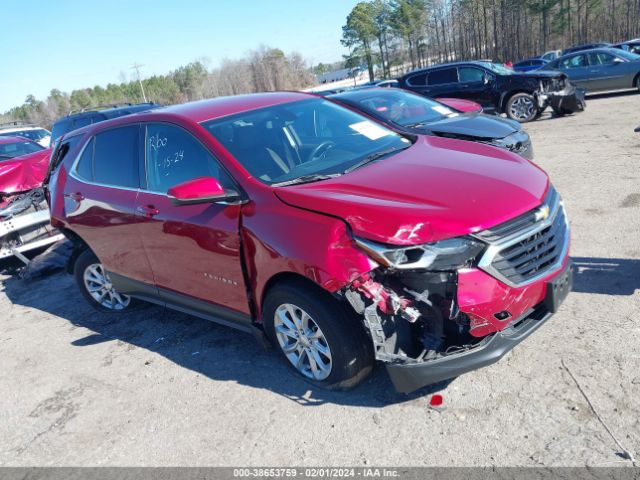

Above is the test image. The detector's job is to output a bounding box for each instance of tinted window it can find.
[51,119,72,141]
[561,55,586,68]
[428,68,458,85]
[588,52,615,65]
[75,138,94,181]
[145,123,230,194]
[93,126,139,188]
[407,72,427,86]
[72,117,93,130]
[458,67,484,82]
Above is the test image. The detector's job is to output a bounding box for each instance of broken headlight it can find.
[354,236,485,270]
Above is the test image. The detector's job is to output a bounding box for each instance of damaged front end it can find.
[0,188,64,266]
[537,75,586,115]
[338,189,572,392]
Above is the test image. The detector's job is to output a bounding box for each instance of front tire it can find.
[263,282,374,390]
[506,93,538,122]
[74,249,136,313]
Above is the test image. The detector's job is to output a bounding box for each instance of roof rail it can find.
[66,102,158,116]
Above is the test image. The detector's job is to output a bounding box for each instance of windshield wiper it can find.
[344,145,410,174]
[272,173,342,187]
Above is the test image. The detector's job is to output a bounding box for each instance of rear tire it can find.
[263,281,374,390]
[506,93,538,122]
[74,249,139,313]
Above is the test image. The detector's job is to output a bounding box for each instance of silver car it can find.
[541,48,640,93]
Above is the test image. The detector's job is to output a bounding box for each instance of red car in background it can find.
[0,136,51,196]
[436,97,483,113]
[0,137,61,267]
[47,92,572,393]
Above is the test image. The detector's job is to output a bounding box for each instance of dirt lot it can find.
[1,92,639,467]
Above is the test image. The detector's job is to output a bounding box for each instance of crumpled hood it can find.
[275,136,548,246]
[0,148,51,195]
[425,113,520,140]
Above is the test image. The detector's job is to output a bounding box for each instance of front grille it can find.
[475,186,569,287]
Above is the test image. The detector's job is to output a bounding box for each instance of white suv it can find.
[0,123,51,148]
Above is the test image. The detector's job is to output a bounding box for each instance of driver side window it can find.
[144,123,232,194]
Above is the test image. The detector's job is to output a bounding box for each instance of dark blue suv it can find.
[51,103,160,142]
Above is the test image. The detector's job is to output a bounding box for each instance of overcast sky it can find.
[1,0,359,111]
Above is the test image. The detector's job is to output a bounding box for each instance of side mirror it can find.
[167,176,240,206]
[613,57,624,64]
[483,74,492,85]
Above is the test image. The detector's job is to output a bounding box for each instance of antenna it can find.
[131,63,148,103]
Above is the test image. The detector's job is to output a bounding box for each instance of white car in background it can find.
[0,122,51,148]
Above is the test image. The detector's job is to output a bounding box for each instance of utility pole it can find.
[131,63,148,103]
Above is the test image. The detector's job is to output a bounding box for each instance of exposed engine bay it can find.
[0,188,64,265]
[340,267,483,366]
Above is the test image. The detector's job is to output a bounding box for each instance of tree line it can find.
[342,0,640,80]
[1,46,315,129]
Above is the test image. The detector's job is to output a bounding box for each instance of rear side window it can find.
[406,72,427,86]
[428,68,458,85]
[587,52,615,65]
[93,126,139,188]
[144,123,231,194]
[73,126,139,187]
[75,138,94,181]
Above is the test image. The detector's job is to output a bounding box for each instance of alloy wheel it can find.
[83,263,131,310]
[273,303,333,380]
[510,96,535,121]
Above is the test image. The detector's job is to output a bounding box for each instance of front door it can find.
[456,66,493,107]
[134,122,250,317]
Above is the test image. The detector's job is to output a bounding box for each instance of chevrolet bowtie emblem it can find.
[534,204,550,222]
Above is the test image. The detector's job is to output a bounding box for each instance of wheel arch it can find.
[259,271,340,323]
[500,89,536,112]
[59,228,91,274]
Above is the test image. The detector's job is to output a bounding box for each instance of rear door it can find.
[424,67,460,98]
[63,124,156,288]
[134,122,250,317]
[557,54,591,89]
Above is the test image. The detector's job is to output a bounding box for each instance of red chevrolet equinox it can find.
[47,92,572,393]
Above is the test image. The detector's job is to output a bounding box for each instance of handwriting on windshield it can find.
[148,133,167,151]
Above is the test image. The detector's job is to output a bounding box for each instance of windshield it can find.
[0,140,44,160]
[615,49,640,61]
[344,90,458,127]
[480,62,514,75]
[201,98,411,185]
[0,128,50,142]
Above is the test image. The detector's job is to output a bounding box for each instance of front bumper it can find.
[386,260,573,393]
[0,209,63,264]
[545,85,586,114]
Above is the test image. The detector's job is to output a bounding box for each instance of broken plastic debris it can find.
[429,394,445,412]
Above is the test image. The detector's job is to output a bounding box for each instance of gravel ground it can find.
[1,92,639,467]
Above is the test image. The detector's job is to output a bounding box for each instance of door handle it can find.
[136,205,160,218]
[64,192,84,201]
